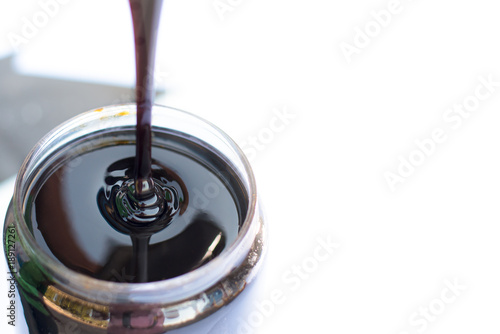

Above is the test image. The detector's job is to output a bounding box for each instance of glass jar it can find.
[3,104,265,333]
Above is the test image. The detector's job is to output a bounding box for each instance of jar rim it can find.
[12,104,259,304]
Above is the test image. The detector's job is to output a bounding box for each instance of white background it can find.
[2,0,500,333]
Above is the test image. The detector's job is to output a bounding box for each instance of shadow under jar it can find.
[3,104,265,334]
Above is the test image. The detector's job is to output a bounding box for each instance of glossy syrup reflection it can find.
[97,157,185,282]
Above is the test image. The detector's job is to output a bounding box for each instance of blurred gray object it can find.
[0,55,135,181]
